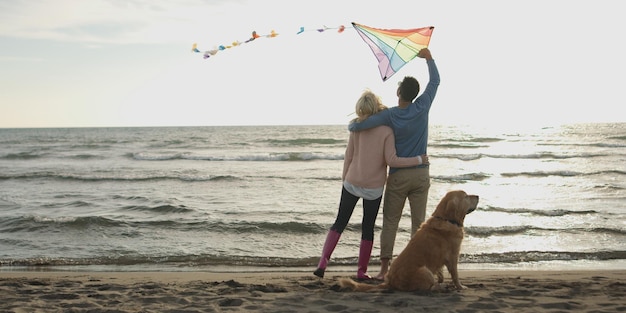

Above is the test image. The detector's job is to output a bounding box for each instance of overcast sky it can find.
[1,0,624,129]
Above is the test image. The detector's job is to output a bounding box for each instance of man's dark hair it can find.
[399,76,420,102]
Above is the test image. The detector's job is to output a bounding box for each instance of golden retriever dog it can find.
[339,190,479,292]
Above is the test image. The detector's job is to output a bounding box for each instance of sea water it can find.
[0,123,624,272]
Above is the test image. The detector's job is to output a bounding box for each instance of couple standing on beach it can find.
[314,48,440,280]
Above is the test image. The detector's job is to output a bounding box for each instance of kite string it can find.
[192,24,353,59]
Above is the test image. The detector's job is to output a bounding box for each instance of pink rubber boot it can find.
[313,229,341,278]
[357,239,374,280]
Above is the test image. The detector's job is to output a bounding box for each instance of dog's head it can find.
[432,190,479,227]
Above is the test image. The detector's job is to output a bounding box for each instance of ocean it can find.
[0,123,624,273]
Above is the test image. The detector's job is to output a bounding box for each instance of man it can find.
[348,48,440,280]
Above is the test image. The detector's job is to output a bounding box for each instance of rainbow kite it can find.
[352,22,434,82]
[193,22,434,81]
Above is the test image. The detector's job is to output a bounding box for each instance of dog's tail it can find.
[338,278,389,292]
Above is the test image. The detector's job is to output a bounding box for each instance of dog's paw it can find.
[429,283,446,292]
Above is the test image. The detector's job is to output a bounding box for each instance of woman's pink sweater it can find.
[342,125,422,189]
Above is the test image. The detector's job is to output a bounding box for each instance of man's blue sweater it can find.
[348,59,440,174]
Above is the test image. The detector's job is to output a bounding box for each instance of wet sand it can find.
[1,270,625,312]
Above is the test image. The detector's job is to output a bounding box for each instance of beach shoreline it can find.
[1,269,624,312]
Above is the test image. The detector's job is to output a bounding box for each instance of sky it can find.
[1,0,624,129]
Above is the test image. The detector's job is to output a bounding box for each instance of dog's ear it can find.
[445,196,460,219]
[435,191,459,216]
[453,194,474,224]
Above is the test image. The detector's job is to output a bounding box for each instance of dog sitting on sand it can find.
[339,190,479,292]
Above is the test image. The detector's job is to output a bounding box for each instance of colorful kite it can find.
[192,23,434,81]
[352,22,434,81]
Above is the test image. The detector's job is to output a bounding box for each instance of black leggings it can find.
[330,186,382,241]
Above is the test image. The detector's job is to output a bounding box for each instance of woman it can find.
[314,90,429,280]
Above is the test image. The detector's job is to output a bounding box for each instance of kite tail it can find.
[338,278,389,292]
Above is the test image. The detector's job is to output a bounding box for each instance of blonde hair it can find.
[355,90,387,122]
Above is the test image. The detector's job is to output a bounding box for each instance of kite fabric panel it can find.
[352,22,434,82]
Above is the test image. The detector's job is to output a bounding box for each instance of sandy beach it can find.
[0,269,624,312]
